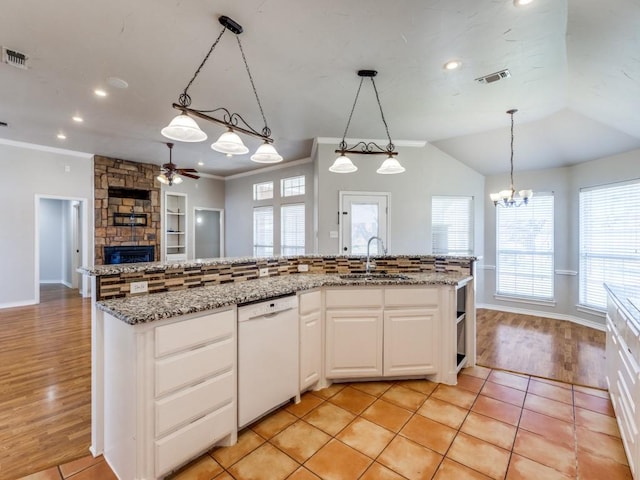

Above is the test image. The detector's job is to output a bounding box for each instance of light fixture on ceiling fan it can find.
[157,143,200,186]
[161,15,282,164]
[490,109,533,207]
[329,70,405,175]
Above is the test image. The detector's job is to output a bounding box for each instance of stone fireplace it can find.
[94,156,161,265]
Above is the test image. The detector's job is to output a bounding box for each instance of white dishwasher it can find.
[237,294,300,428]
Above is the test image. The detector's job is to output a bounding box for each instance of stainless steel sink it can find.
[339,273,411,281]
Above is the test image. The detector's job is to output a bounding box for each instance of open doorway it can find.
[35,195,89,303]
[194,207,224,259]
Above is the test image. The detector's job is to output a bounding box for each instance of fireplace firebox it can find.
[104,246,155,265]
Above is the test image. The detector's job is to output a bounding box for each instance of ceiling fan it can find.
[157,142,200,186]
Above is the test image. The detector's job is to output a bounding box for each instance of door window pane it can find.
[351,203,380,255]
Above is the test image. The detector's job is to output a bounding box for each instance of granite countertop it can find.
[605,283,640,329]
[97,272,472,325]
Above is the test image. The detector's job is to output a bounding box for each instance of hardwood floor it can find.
[0,285,91,480]
[0,290,607,479]
[476,308,607,389]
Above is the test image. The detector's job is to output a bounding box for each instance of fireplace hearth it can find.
[104,246,155,265]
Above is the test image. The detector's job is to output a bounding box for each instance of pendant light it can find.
[490,109,533,207]
[161,15,282,164]
[329,70,404,174]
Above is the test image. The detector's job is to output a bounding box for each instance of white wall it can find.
[480,148,640,327]
[0,141,93,308]
[224,160,315,257]
[314,140,486,255]
[161,176,225,259]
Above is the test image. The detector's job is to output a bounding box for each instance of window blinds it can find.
[281,204,305,255]
[431,196,473,255]
[579,179,640,310]
[496,193,554,300]
[253,206,273,257]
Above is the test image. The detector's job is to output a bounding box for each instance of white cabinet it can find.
[606,291,640,478]
[164,192,187,261]
[384,308,438,376]
[324,286,442,380]
[299,290,322,391]
[102,308,237,479]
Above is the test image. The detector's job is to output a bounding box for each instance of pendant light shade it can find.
[157,173,170,185]
[329,155,358,173]
[161,113,208,142]
[251,142,283,163]
[376,155,405,175]
[211,129,249,155]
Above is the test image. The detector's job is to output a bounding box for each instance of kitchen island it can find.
[84,254,476,479]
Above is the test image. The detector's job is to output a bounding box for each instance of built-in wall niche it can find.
[108,187,151,200]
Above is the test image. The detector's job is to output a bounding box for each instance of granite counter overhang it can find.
[605,283,640,330]
[97,272,472,325]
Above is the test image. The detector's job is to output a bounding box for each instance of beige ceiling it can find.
[1,0,639,177]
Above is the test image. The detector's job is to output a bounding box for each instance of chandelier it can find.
[490,109,533,207]
[329,70,405,175]
[161,16,282,164]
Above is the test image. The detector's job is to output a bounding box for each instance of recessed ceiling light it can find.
[107,77,129,89]
[514,0,534,5]
[444,60,462,70]
[197,161,204,166]
[72,115,83,123]
[94,88,107,97]
[57,133,67,140]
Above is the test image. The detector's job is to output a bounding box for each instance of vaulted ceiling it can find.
[1,0,639,176]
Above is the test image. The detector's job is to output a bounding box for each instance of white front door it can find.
[339,192,389,255]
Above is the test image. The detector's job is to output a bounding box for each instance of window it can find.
[281,176,305,197]
[432,196,473,255]
[496,193,554,300]
[579,180,640,310]
[281,204,305,255]
[253,206,273,256]
[253,181,273,200]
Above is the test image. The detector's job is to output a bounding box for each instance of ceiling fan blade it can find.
[178,168,198,173]
[180,172,200,180]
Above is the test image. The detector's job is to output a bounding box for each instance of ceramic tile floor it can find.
[18,366,632,480]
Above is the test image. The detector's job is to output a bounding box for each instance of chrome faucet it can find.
[366,236,387,274]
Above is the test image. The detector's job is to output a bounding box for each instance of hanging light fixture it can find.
[490,109,533,207]
[161,15,282,164]
[329,70,404,175]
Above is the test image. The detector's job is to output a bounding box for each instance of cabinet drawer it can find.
[299,290,321,315]
[155,402,234,478]
[384,287,439,307]
[156,337,234,397]
[325,288,383,308]
[156,369,234,437]
[155,309,234,358]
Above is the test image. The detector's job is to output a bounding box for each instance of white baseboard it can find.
[476,303,606,332]
[40,280,63,284]
[0,299,37,309]
[61,280,73,288]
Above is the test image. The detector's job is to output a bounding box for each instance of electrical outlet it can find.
[297,264,309,272]
[130,281,148,294]
[259,268,269,277]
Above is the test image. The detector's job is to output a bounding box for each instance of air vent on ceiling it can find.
[2,47,29,69]
[475,69,511,84]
